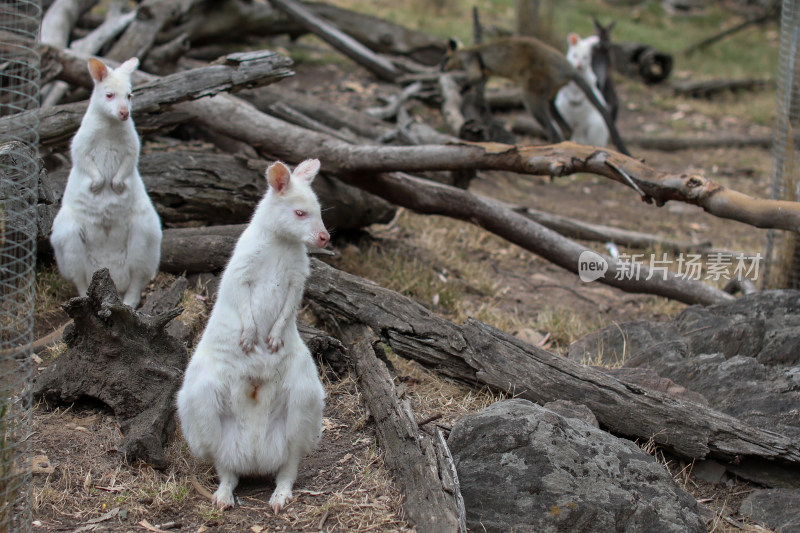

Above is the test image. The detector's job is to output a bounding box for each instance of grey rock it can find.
[448,399,705,533]
[543,399,599,427]
[568,290,800,443]
[739,488,800,532]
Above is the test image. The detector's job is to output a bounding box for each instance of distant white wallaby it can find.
[554,33,610,148]
[49,56,161,307]
[177,159,329,513]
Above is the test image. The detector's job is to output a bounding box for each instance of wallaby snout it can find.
[118,107,130,121]
[315,230,330,248]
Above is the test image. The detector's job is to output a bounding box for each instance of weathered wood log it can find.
[611,42,673,85]
[240,85,394,141]
[671,78,773,98]
[269,0,400,82]
[41,2,137,108]
[513,205,719,253]
[307,2,446,66]
[303,258,800,469]
[104,0,203,62]
[333,322,461,533]
[438,73,465,135]
[45,149,395,231]
[5,46,294,148]
[141,32,191,76]
[32,269,187,468]
[39,0,98,47]
[167,0,445,66]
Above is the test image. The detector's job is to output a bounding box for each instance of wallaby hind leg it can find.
[269,444,302,514]
[549,99,573,140]
[522,93,563,143]
[211,467,239,510]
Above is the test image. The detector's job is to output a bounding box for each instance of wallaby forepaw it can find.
[266,335,284,352]
[89,179,104,194]
[211,489,235,511]
[239,328,257,353]
[110,179,126,194]
[269,488,292,514]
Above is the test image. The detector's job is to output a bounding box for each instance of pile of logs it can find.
[13,0,800,530]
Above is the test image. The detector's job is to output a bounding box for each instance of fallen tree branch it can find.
[303,258,800,468]
[3,46,294,147]
[333,322,461,533]
[268,0,400,82]
[45,148,395,232]
[513,205,719,253]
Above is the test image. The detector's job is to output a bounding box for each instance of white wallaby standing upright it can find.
[554,33,610,148]
[176,159,329,514]
[49,56,161,307]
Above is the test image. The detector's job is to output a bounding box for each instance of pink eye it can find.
[294,210,306,218]
[105,93,114,100]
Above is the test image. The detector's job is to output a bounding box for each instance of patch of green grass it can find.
[199,506,223,523]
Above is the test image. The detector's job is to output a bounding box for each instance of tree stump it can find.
[33,268,187,468]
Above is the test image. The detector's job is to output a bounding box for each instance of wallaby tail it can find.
[571,72,631,156]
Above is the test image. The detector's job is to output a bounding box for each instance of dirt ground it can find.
[27,49,777,532]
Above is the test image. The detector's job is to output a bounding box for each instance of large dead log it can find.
[302,258,800,471]
[4,46,294,148]
[33,269,187,468]
[268,0,400,82]
[45,149,395,231]
[334,323,461,533]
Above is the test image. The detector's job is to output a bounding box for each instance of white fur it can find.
[555,33,610,147]
[49,57,161,307]
[177,159,329,513]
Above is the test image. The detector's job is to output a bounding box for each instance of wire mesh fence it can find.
[0,1,42,532]
[764,0,800,288]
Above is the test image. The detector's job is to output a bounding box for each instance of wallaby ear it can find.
[267,161,292,195]
[447,37,461,52]
[568,33,580,46]
[117,57,139,75]
[88,58,108,83]
[292,159,321,183]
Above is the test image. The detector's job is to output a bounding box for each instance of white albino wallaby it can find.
[177,159,329,513]
[49,56,161,307]
[554,33,610,147]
